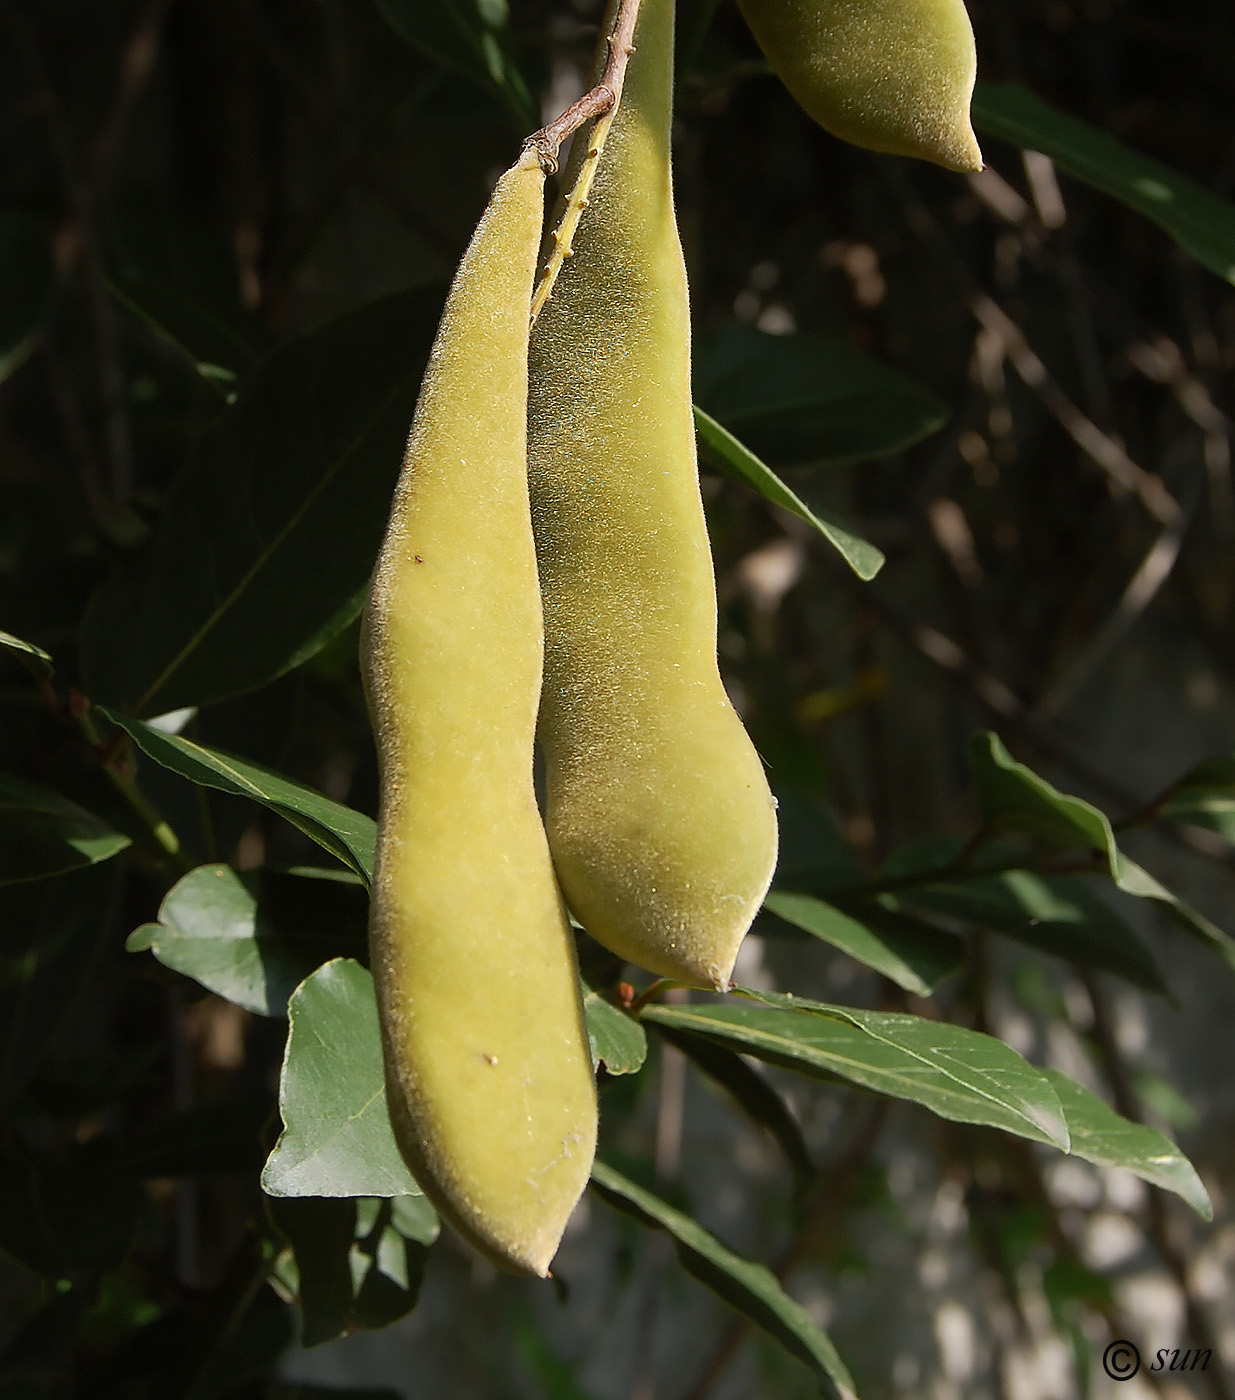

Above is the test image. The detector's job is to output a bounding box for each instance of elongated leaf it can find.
[583,990,647,1075]
[763,890,963,996]
[0,775,130,885]
[969,732,1235,972]
[694,323,947,468]
[0,629,54,681]
[589,1161,858,1400]
[262,959,429,1201]
[973,83,1235,286]
[643,993,1069,1150]
[103,711,376,883]
[1161,755,1235,844]
[695,408,884,579]
[82,287,445,716]
[655,1025,813,1190]
[1044,1070,1211,1220]
[0,214,54,384]
[900,871,1166,995]
[127,863,367,1015]
[374,0,535,127]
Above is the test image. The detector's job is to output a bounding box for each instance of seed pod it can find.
[528,0,779,991]
[361,148,597,1278]
[737,0,983,172]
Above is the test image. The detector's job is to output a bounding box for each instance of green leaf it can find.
[267,1195,431,1347]
[127,863,367,1015]
[583,990,647,1074]
[694,407,884,579]
[373,0,535,127]
[0,775,131,885]
[589,1161,858,1400]
[0,629,54,681]
[763,890,963,996]
[262,959,430,1202]
[1160,755,1235,844]
[969,732,1235,973]
[0,214,55,384]
[900,869,1166,995]
[1044,1070,1211,1220]
[81,287,446,716]
[654,1025,814,1191]
[109,274,264,390]
[643,993,1070,1150]
[973,82,1235,287]
[694,323,948,468]
[103,711,376,883]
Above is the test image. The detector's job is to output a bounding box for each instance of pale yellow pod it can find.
[528,0,779,991]
[361,148,597,1278]
[737,0,983,172]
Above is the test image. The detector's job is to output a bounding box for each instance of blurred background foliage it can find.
[1,0,1234,1396]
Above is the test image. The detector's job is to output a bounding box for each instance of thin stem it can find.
[526,0,643,321]
[70,692,190,873]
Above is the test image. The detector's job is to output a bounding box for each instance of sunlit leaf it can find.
[969,732,1235,973]
[127,863,367,1015]
[262,959,429,1202]
[899,870,1167,995]
[0,775,130,885]
[0,629,54,681]
[103,712,376,883]
[644,992,1070,1149]
[583,990,647,1075]
[973,83,1235,286]
[1044,1070,1211,1220]
[763,890,963,995]
[695,408,884,579]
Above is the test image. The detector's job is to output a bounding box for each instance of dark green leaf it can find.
[109,273,264,389]
[1044,1070,1211,1220]
[0,630,54,681]
[0,215,55,384]
[763,890,963,995]
[1161,754,1235,843]
[127,863,367,1015]
[655,1025,814,1190]
[267,1196,430,1347]
[973,83,1235,287]
[373,0,535,127]
[694,407,885,578]
[81,287,445,715]
[0,775,130,885]
[262,959,431,1202]
[125,1098,273,1178]
[0,1138,140,1276]
[969,732,1235,972]
[900,870,1167,995]
[590,1160,857,1400]
[583,990,647,1074]
[103,712,376,883]
[694,323,947,468]
[1,865,116,1106]
[643,993,1070,1149]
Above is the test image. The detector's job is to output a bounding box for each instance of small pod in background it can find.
[528,0,779,991]
[737,0,983,172]
[361,148,597,1279]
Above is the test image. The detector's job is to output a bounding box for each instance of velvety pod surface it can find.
[362,149,597,1277]
[738,0,983,171]
[528,0,779,990]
